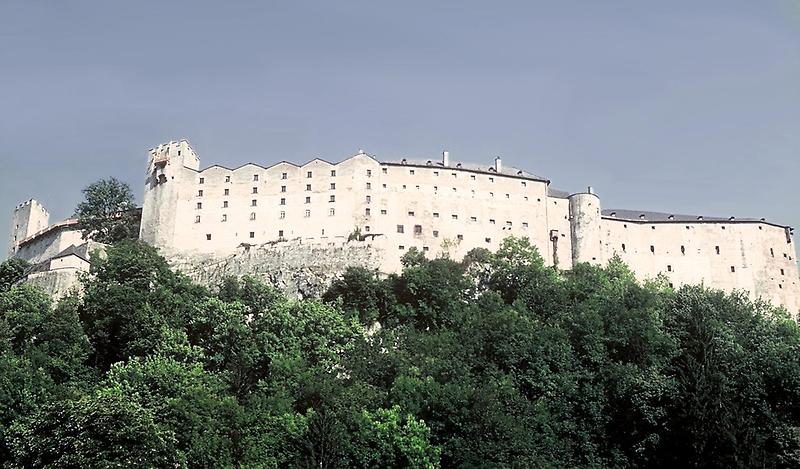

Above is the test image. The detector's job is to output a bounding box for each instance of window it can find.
[253,174,259,181]
[329,208,335,216]
[198,190,204,197]
[414,225,422,234]
[252,187,258,194]
[408,211,415,217]
[330,169,336,177]
[433,230,439,237]
[225,176,231,183]
[249,232,255,238]
[329,195,335,202]
[280,198,286,205]
[224,188,229,196]
[251,199,257,207]
[306,184,311,191]
[195,215,201,223]
[304,209,311,218]
[199,177,204,184]
[715,246,720,255]
[305,196,311,204]
[197,202,202,209]
[206,234,212,240]
[397,225,404,233]
[223,201,228,208]
[279,211,285,219]
[279,230,284,237]
[281,172,288,179]
[307,171,313,178]
[365,208,371,216]
[451,214,458,220]
[250,212,256,221]
[433,212,439,218]
[330,183,336,190]
[281,186,286,193]
[221,214,227,222]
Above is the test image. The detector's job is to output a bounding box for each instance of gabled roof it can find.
[51,244,89,263]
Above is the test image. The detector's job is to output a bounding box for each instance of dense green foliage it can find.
[74,177,139,243]
[1,237,799,468]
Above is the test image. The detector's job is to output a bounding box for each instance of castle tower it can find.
[568,187,602,265]
[139,140,199,251]
[7,199,50,258]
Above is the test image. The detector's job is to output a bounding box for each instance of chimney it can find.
[442,150,449,166]
[494,156,502,173]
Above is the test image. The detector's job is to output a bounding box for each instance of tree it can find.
[5,387,184,468]
[74,177,139,243]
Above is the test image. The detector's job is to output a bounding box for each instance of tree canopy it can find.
[74,177,139,243]
[1,236,799,468]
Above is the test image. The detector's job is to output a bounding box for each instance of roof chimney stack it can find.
[495,156,502,173]
[442,150,449,167]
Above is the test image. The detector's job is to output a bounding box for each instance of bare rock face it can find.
[167,238,385,299]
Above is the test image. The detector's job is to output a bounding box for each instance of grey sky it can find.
[2,1,799,246]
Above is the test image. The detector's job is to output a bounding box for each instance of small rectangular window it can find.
[397,225,404,233]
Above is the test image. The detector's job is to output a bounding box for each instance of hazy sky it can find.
[1,1,799,246]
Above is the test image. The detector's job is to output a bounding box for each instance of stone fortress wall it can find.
[7,139,800,312]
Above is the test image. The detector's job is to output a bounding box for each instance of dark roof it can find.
[602,209,790,228]
[381,158,548,182]
[51,245,89,263]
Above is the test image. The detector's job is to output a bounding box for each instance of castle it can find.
[7,139,800,312]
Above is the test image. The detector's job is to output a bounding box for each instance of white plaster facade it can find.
[7,139,800,313]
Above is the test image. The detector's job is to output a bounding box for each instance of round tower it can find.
[568,187,602,266]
